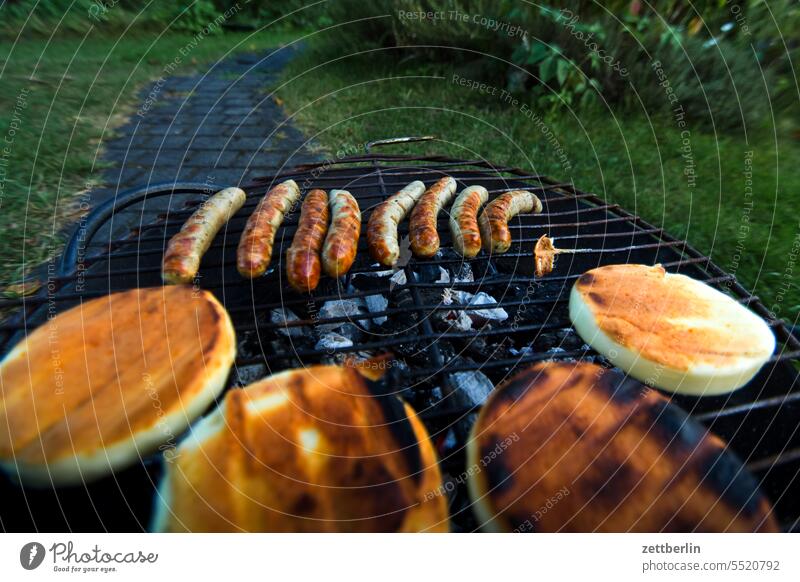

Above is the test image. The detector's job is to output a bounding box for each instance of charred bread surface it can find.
[467,361,778,532]
[152,365,448,532]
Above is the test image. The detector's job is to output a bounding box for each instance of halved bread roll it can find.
[0,286,235,486]
[569,264,775,396]
[467,361,779,532]
[152,365,448,532]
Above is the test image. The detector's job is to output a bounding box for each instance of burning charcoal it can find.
[438,430,459,456]
[393,287,415,310]
[237,330,264,361]
[233,364,267,387]
[454,336,503,363]
[315,332,353,352]
[435,309,473,332]
[447,370,494,408]
[351,270,393,292]
[364,293,388,325]
[270,308,305,337]
[556,327,584,351]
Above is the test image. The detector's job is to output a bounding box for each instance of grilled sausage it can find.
[449,185,489,258]
[285,189,330,293]
[322,190,361,278]
[408,176,458,258]
[162,187,247,284]
[367,180,426,266]
[237,179,301,278]
[478,190,543,253]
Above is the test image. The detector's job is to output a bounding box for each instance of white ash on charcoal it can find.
[436,308,474,333]
[318,297,370,336]
[232,363,267,387]
[451,262,474,283]
[312,298,375,359]
[314,332,353,352]
[434,288,471,332]
[389,269,407,288]
[465,291,508,324]
[430,364,497,443]
[435,287,507,331]
[509,345,534,357]
[269,308,306,337]
[363,293,388,325]
[446,369,495,409]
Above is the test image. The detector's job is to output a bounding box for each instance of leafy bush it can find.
[306,0,796,131]
[0,0,320,36]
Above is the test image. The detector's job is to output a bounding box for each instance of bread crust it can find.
[569,264,776,395]
[467,361,779,532]
[152,365,449,532]
[0,286,236,486]
[286,189,330,293]
[162,187,246,284]
[237,179,301,278]
[408,177,457,258]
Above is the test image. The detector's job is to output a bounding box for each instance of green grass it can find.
[275,51,800,322]
[0,29,301,288]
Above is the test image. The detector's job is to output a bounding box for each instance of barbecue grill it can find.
[1,136,798,532]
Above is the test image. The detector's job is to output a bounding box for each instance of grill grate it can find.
[1,136,798,532]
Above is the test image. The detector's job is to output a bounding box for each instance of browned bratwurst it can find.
[322,190,361,278]
[478,190,542,254]
[237,179,301,278]
[162,187,247,285]
[408,177,457,258]
[285,189,330,293]
[367,180,426,267]
[449,185,489,258]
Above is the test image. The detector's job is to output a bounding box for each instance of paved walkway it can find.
[92,45,320,205]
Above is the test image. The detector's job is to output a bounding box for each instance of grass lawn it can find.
[275,50,800,323]
[0,29,300,288]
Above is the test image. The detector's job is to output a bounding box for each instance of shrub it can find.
[306,0,795,131]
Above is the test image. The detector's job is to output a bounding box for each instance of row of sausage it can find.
[161,177,543,293]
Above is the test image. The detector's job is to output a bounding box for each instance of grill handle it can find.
[365,136,436,153]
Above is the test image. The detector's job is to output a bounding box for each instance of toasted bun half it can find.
[569,264,775,396]
[0,286,235,486]
[152,365,448,532]
[467,362,778,532]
